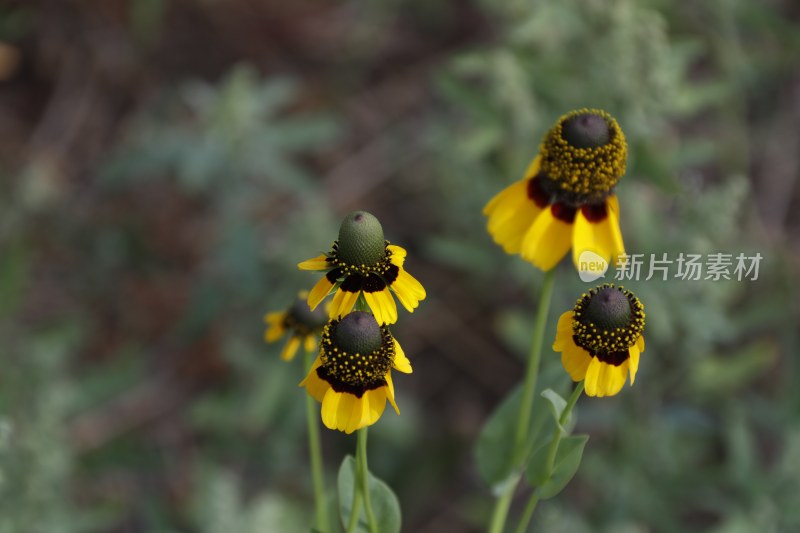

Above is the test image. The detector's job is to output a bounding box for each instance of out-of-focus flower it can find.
[484,109,627,271]
[264,291,328,361]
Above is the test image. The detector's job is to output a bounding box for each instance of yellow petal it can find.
[308,276,334,311]
[280,336,301,361]
[364,287,398,325]
[599,361,628,397]
[387,245,407,267]
[571,199,625,269]
[298,254,331,271]
[521,207,573,271]
[330,287,359,319]
[300,356,329,403]
[343,393,370,434]
[264,311,284,326]
[484,179,544,255]
[320,389,365,434]
[390,269,426,312]
[552,311,574,351]
[364,387,388,426]
[628,343,640,385]
[561,342,592,382]
[636,334,645,353]
[583,357,602,397]
[483,156,541,215]
[263,323,286,344]
[392,339,412,373]
[321,388,343,430]
[303,335,317,353]
[385,371,400,414]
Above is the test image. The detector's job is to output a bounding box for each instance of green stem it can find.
[514,495,539,533]
[357,428,380,533]
[488,268,557,533]
[512,269,557,466]
[345,489,363,533]
[488,488,515,533]
[514,382,584,533]
[305,349,330,532]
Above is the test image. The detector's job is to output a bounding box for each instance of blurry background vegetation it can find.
[0,0,799,531]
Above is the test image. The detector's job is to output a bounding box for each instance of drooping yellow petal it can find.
[571,199,625,269]
[300,356,329,402]
[320,389,366,434]
[593,361,613,398]
[364,388,388,426]
[387,245,407,267]
[583,357,602,397]
[628,343,641,385]
[264,311,284,326]
[599,361,628,397]
[392,339,412,373]
[521,207,573,271]
[636,334,645,353]
[552,311,574,351]
[484,178,544,255]
[298,254,331,271]
[343,393,370,434]
[330,287,359,319]
[308,276,334,311]
[321,388,343,430]
[390,269,426,312]
[303,335,317,353]
[385,371,400,414]
[605,196,625,267]
[483,155,541,215]
[561,342,592,382]
[280,336,301,361]
[263,313,286,343]
[364,287,398,325]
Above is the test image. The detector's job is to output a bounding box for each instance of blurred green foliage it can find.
[0,0,798,532]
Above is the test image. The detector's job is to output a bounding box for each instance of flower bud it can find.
[337,211,386,266]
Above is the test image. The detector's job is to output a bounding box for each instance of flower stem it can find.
[514,382,584,533]
[345,490,363,533]
[488,268,556,533]
[305,349,330,532]
[514,496,539,533]
[357,428,380,533]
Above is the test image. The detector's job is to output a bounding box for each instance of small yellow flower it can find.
[299,211,426,326]
[553,283,645,397]
[484,109,627,271]
[300,311,412,434]
[264,291,328,361]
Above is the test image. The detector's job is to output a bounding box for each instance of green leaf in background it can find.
[541,388,567,430]
[527,435,589,500]
[475,385,552,492]
[689,339,778,397]
[337,455,401,533]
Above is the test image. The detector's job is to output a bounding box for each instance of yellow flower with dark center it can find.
[484,109,627,271]
[298,211,426,326]
[300,311,412,433]
[553,283,645,397]
[264,291,328,361]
